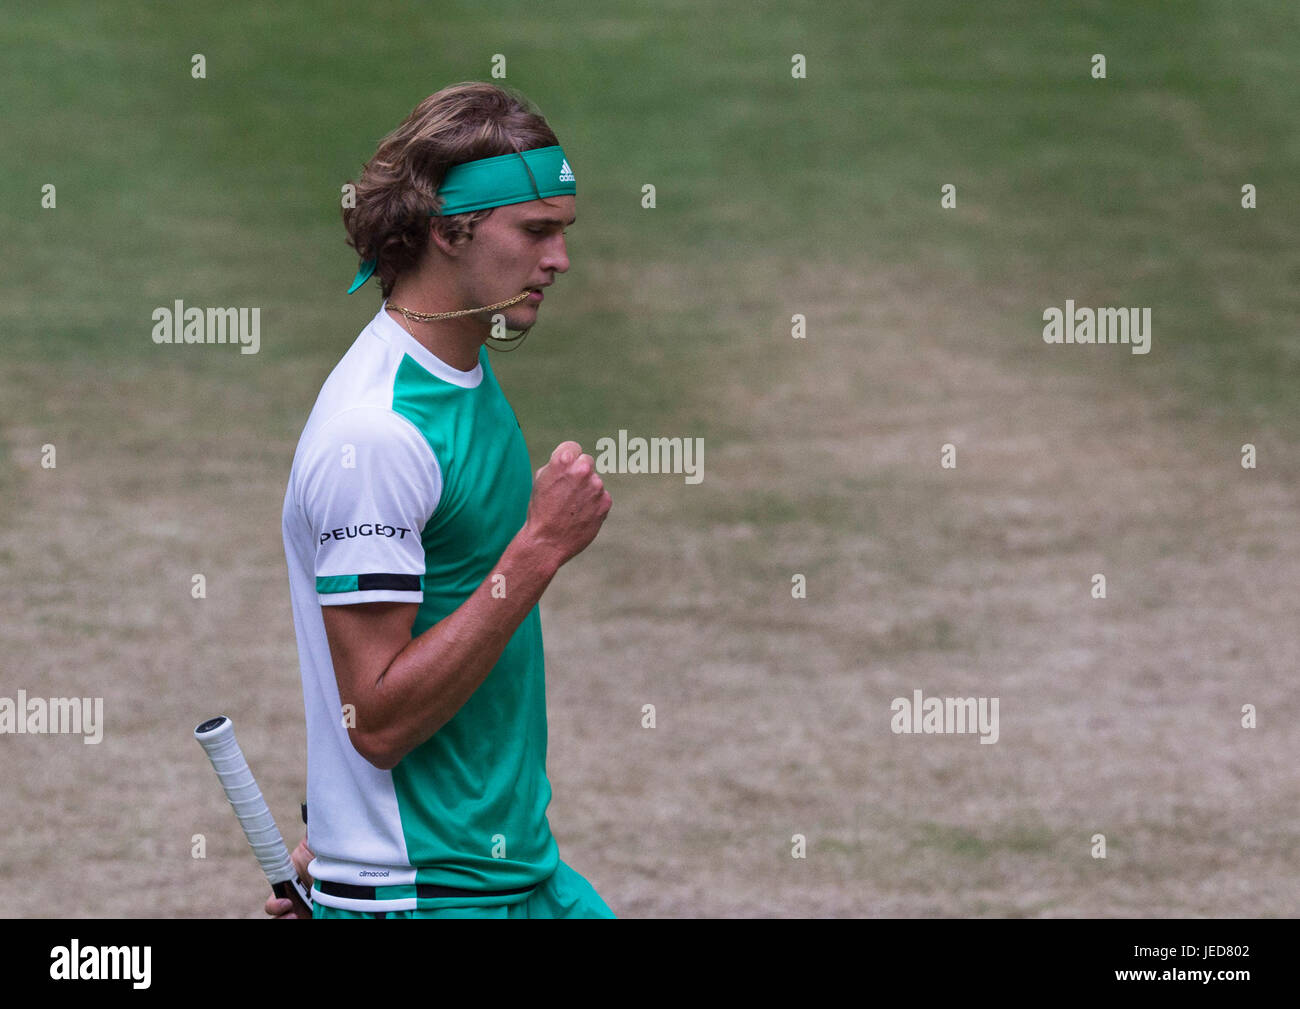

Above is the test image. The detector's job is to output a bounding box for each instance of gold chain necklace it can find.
[387,290,530,321]
[387,291,532,352]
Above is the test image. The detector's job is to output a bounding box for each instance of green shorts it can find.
[312,860,616,919]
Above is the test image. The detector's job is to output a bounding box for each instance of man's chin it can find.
[498,307,538,332]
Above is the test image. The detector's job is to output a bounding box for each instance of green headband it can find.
[347,145,575,294]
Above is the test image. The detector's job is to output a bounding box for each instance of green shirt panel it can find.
[389,346,557,890]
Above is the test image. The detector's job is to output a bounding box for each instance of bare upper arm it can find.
[322,602,419,761]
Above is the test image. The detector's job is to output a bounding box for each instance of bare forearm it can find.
[354,528,561,768]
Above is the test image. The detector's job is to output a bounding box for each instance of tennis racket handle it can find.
[193,715,310,908]
[272,877,314,914]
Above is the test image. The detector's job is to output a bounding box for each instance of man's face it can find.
[446,194,575,331]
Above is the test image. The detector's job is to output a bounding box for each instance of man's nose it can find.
[542,234,570,274]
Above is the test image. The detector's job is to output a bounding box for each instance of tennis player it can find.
[270,82,614,919]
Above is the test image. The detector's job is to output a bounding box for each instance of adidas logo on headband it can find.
[559,159,574,183]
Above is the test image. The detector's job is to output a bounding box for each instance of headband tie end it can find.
[347,258,377,294]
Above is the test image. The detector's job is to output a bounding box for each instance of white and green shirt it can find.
[281,303,558,912]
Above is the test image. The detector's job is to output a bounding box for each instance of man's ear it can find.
[427,219,453,257]
[428,217,480,258]
[428,218,467,258]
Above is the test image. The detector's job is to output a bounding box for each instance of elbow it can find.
[348,727,402,772]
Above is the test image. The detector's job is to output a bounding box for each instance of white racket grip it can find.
[194,715,298,889]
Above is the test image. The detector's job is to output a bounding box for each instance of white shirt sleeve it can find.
[294,406,441,606]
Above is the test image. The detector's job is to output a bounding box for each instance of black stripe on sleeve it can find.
[356,573,422,592]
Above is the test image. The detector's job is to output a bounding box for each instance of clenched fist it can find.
[522,441,612,569]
